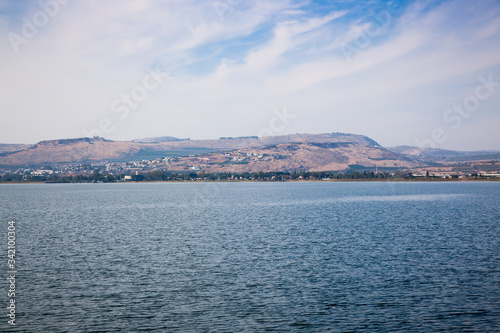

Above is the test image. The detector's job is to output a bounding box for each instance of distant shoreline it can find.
[1,178,499,185]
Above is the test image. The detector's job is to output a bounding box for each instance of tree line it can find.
[0,170,465,183]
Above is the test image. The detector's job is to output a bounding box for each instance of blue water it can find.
[0,182,499,332]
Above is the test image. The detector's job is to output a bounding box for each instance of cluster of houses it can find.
[1,150,499,180]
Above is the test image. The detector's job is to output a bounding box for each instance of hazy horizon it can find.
[1,0,499,150]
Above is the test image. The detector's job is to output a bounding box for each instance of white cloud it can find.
[0,0,499,150]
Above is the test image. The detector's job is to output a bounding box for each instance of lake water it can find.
[0,182,499,332]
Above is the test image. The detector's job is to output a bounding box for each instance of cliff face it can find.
[0,144,30,155]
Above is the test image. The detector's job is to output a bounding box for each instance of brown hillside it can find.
[0,133,415,172]
[201,142,415,173]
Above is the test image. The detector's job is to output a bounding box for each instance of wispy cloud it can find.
[0,0,499,150]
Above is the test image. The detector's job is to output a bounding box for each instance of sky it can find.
[0,0,499,150]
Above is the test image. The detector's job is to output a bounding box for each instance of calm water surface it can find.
[0,182,499,332]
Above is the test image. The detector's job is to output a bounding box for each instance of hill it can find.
[0,133,417,172]
[388,146,500,162]
[0,143,30,154]
[194,141,415,173]
[0,137,141,165]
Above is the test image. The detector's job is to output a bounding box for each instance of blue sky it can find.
[0,0,499,150]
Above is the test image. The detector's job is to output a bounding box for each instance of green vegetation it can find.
[1,170,497,183]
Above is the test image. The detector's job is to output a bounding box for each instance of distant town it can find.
[1,151,499,183]
[1,133,499,182]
